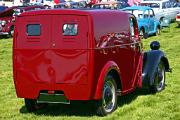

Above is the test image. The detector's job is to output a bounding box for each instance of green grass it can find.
[0,23,180,120]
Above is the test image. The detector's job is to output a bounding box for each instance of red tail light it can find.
[177,15,180,19]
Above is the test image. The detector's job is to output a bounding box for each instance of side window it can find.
[166,2,171,8]
[63,24,78,36]
[162,2,166,9]
[171,1,177,7]
[26,24,41,36]
[144,10,149,18]
[149,9,154,18]
[129,18,135,36]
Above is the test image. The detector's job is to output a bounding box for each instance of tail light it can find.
[177,15,180,19]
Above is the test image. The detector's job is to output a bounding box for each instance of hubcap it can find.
[155,64,165,91]
[103,80,115,112]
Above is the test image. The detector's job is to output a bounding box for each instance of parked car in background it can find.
[140,0,180,24]
[43,0,54,8]
[176,13,180,27]
[92,2,114,9]
[123,6,161,38]
[92,1,129,9]
[0,5,8,12]
[54,1,87,9]
[0,5,45,37]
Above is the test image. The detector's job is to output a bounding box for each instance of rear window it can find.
[27,24,41,36]
[63,24,78,36]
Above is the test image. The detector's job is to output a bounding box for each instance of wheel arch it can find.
[161,56,170,72]
[93,61,122,99]
[142,50,170,88]
[108,69,122,90]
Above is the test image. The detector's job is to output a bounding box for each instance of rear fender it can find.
[93,61,120,99]
[142,50,170,87]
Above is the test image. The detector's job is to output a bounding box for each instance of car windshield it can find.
[140,3,160,8]
[125,10,144,19]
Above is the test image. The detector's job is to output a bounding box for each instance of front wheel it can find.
[150,61,165,93]
[155,27,160,36]
[96,75,118,116]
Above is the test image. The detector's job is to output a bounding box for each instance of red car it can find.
[176,13,180,27]
[0,5,45,37]
[13,9,171,116]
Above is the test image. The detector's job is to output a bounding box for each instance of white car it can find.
[140,0,180,23]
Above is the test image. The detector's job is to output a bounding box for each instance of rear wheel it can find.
[25,99,47,112]
[150,61,165,93]
[96,75,118,116]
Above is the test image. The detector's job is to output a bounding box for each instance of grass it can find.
[0,23,180,120]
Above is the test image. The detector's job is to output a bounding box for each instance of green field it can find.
[0,23,180,120]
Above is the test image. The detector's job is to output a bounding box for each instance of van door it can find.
[15,15,53,84]
[16,15,52,49]
[51,15,89,84]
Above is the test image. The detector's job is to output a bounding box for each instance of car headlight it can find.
[1,20,7,26]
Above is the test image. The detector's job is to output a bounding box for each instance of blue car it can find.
[0,6,8,13]
[123,6,161,38]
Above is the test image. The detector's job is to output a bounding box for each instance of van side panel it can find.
[92,12,137,94]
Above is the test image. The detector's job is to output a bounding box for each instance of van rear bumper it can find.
[14,81,93,101]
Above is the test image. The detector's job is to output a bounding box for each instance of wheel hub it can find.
[104,87,113,105]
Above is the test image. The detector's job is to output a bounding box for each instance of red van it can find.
[13,9,171,116]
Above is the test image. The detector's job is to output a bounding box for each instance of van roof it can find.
[19,9,128,17]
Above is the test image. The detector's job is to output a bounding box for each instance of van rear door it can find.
[51,15,89,84]
[15,14,89,84]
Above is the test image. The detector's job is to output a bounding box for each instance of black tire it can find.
[178,23,180,28]
[96,75,118,116]
[25,99,47,112]
[155,27,160,36]
[150,61,165,93]
[25,99,37,112]
[8,26,14,37]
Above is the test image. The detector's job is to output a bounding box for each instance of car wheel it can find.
[178,23,180,28]
[150,61,165,93]
[8,26,14,37]
[155,27,160,36]
[96,75,118,116]
[25,99,47,112]
[139,29,145,39]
